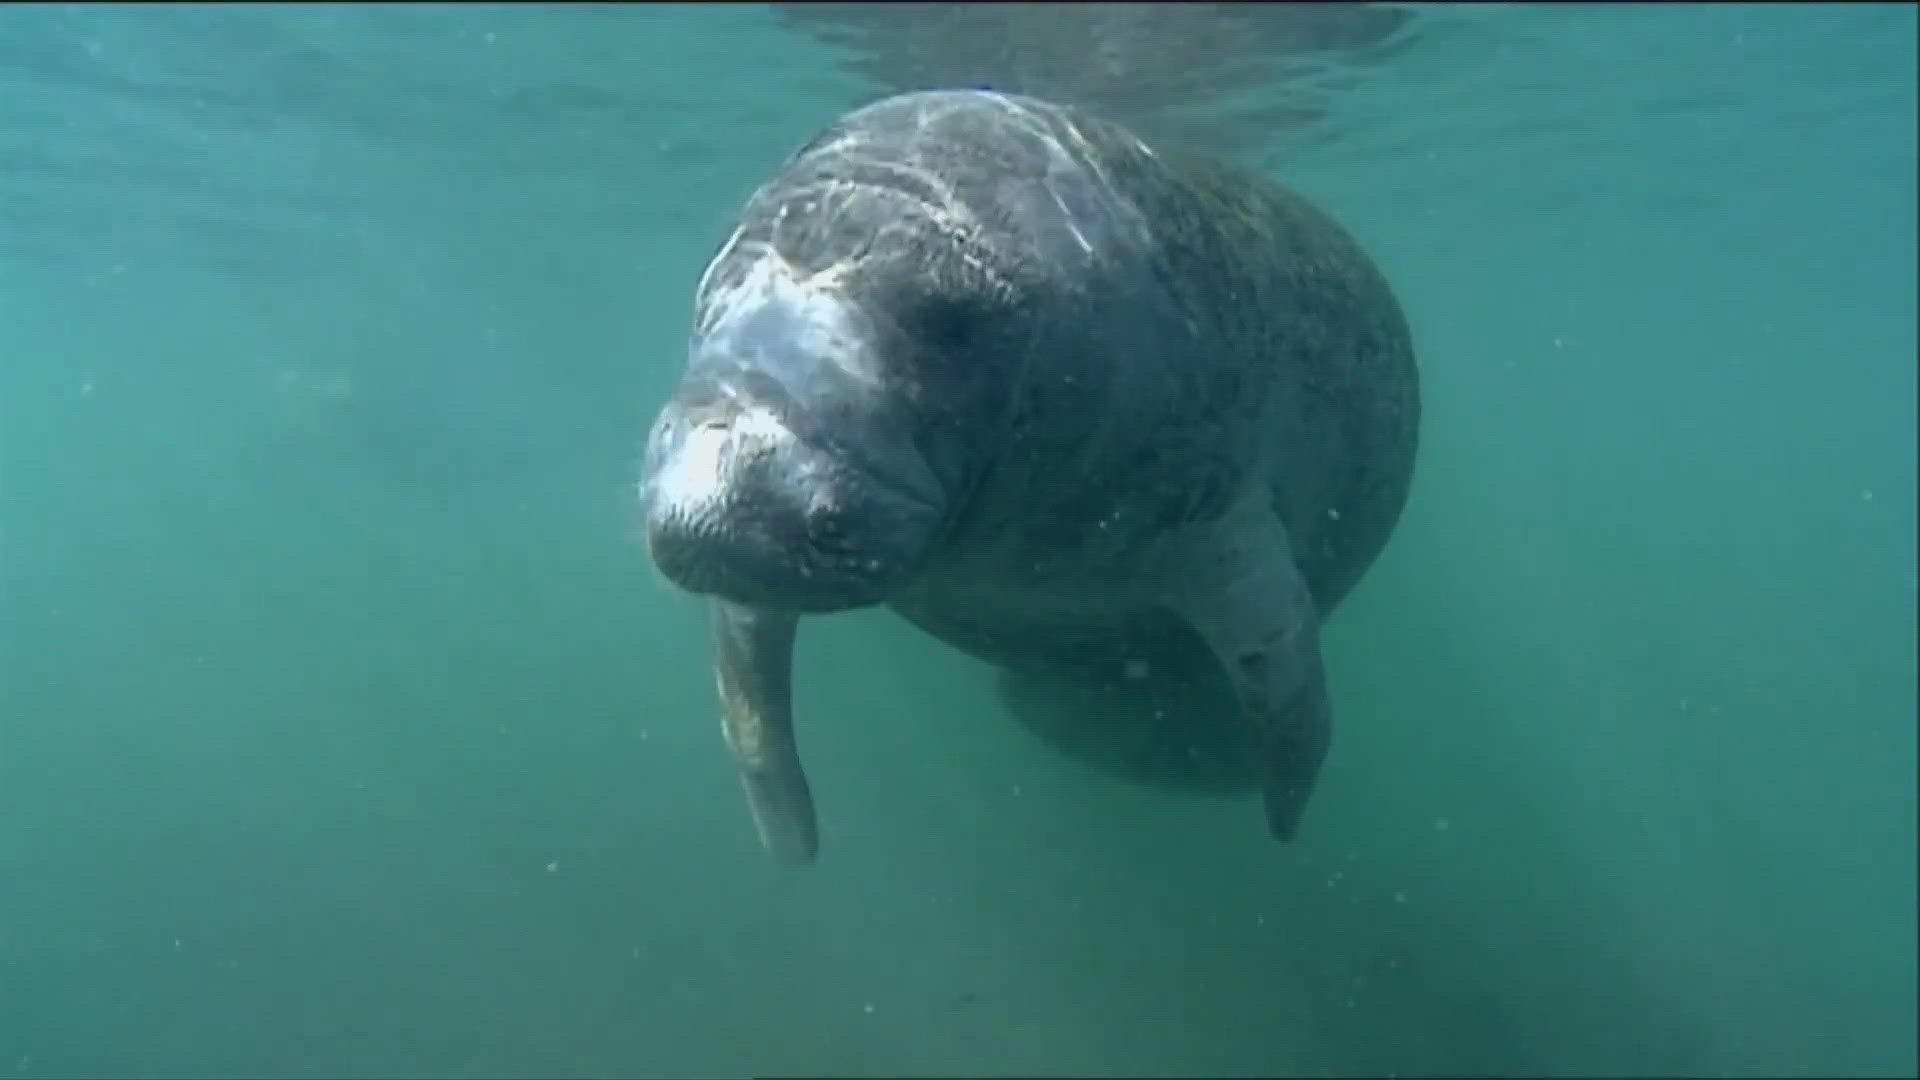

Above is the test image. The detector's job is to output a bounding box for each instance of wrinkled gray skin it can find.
[641,89,1418,865]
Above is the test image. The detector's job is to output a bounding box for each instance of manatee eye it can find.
[915,294,983,355]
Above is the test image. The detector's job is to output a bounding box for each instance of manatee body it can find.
[640,89,1419,864]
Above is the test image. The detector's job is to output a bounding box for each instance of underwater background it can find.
[1,3,1914,1076]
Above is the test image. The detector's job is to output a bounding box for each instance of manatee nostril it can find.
[662,410,725,436]
[805,501,839,533]
[649,413,697,458]
[804,499,856,550]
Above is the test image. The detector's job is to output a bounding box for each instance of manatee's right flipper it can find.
[712,601,818,864]
[1161,508,1332,841]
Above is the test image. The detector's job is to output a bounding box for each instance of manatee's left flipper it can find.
[712,601,818,865]
[1161,507,1332,841]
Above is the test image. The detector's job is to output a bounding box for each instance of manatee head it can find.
[641,279,958,612]
[642,111,1047,613]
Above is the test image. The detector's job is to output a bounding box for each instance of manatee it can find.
[640,89,1419,864]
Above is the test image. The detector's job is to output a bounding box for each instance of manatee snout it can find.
[643,406,789,598]
[640,330,946,614]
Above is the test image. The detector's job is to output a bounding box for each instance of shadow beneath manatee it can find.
[992,631,1260,798]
